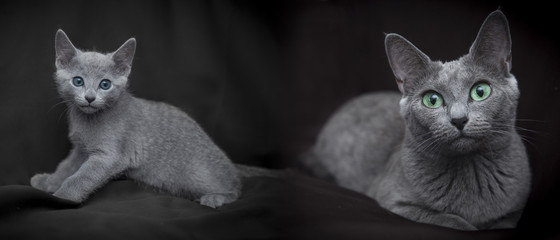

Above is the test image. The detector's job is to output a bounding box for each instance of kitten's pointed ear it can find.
[55,29,78,68]
[469,10,512,74]
[112,38,136,75]
[385,33,432,94]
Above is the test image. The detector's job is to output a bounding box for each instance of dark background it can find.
[0,0,559,239]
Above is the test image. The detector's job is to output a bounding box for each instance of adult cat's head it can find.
[54,30,136,114]
[385,10,519,155]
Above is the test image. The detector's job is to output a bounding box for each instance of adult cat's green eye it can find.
[422,92,443,108]
[470,82,491,101]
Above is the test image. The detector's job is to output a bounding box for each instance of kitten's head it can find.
[54,30,136,114]
[385,10,519,155]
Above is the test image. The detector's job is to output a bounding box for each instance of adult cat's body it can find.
[303,11,531,230]
[30,30,241,208]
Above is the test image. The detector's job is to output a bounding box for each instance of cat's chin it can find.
[448,136,481,154]
[78,106,101,114]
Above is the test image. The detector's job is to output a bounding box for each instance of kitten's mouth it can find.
[78,105,99,114]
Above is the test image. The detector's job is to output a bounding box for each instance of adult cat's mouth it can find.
[449,134,480,153]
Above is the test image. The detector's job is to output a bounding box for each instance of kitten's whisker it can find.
[48,100,70,113]
[515,119,546,123]
[58,106,70,123]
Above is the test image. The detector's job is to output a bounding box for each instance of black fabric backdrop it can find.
[1,1,559,239]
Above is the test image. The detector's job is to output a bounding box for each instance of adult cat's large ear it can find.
[112,38,136,75]
[55,29,78,68]
[469,10,512,74]
[385,33,432,94]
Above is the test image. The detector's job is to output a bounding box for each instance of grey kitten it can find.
[30,30,242,208]
[303,11,531,230]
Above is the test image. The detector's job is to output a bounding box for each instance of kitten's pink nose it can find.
[85,96,96,103]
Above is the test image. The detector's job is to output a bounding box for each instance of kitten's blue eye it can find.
[99,79,112,90]
[72,77,84,87]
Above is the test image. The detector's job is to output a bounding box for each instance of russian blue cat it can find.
[303,11,531,230]
[30,30,243,208]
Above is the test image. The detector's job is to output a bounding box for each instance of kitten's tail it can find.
[234,164,291,178]
[298,151,335,181]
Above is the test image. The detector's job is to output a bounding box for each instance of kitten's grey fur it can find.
[30,30,243,208]
[303,11,531,230]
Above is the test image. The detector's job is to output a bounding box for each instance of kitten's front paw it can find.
[30,173,54,192]
[200,193,237,208]
[200,194,226,208]
[434,213,477,231]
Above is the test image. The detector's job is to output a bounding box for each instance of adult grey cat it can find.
[30,29,258,208]
[302,10,531,230]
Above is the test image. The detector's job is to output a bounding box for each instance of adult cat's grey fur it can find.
[302,10,531,230]
[30,30,254,208]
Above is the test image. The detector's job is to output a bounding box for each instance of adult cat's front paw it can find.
[30,173,56,193]
[53,186,86,203]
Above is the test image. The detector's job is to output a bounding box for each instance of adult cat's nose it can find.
[451,117,468,130]
[449,103,468,130]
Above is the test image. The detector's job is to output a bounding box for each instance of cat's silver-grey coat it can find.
[30,30,241,208]
[303,11,531,230]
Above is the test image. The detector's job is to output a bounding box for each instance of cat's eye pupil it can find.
[476,86,484,97]
[430,94,438,105]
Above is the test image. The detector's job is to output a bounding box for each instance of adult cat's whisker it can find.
[483,130,509,139]
[513,134,538,150]
[413,135,442,154]
[412,139,432,153]
[412,133,434,147]
[411,132,438,152]
[484,128,537,149]
[413,131,435,139]
[514,127,540,135]
[491,121,541,135]
[425,140,444,155]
